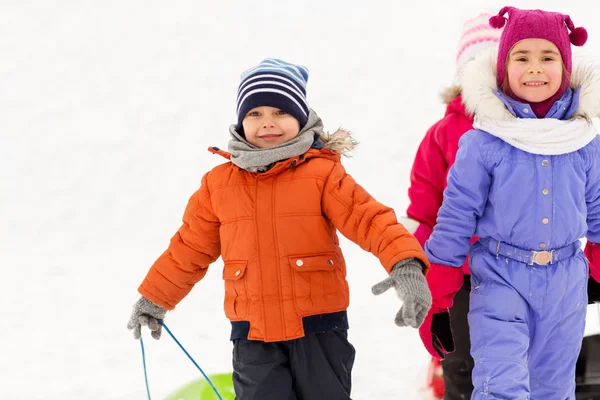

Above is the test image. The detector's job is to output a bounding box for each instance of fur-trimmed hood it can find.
[460,46,600,121]
[439,83,462,105]
[319,128,358,156]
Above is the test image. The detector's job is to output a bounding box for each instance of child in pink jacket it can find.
[402,12,501,400]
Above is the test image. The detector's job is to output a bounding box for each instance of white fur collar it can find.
[460,46,600,121]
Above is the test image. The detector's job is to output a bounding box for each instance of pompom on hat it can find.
[489,6,588,87]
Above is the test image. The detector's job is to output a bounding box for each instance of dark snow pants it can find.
[442,275,475,400]
[232,330,355,400]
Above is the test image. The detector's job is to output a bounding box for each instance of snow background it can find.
[2,1,599,398]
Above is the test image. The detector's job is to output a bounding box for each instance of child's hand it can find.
[417,263,463,359]
[419,307,454,360]
[585,241,600,283]
[127,296,167,340]
[371,259,432,328]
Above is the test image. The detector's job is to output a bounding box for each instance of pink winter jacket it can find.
[406,94,475,274]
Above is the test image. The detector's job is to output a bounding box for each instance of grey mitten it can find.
[127,296,167,340]
[371,259,432,328]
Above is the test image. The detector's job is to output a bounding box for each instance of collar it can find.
[493,87,580,120]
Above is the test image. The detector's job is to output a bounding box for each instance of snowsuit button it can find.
[542,160,549,166]
[542,188,549,195]
[235,270,241,276]
[523,108,529,113]
[542,218,549,224]
[296,260,304,267]
[328,259,334,266]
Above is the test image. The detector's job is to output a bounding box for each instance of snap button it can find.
[542,160,549,167]
[235,269,241,276]
[542,188,549,195]
[542,218,549,225]
[296,260,304,267]
[540,243,547,249]
[523,108,529,113]
[328,259,334,266]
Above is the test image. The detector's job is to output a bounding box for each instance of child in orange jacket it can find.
[127,58,431,399]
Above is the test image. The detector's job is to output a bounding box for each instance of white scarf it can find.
[473,117,598,155]
[460,47,600,155]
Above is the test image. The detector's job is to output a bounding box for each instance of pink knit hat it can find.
[490,6,588,87]
[456,12,503,72]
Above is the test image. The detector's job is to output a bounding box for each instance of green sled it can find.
[164,373,235,400]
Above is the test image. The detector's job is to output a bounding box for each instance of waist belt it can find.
[478,238,580,266]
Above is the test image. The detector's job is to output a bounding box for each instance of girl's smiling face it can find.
[506,38,564,103]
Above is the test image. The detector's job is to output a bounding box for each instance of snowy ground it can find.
[2,1,599,399]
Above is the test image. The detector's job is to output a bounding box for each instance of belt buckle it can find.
[531,250,553,265]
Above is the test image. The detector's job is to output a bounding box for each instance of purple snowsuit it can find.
[425,87,600,399]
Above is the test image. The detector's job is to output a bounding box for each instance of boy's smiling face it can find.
[506,38,563,103]
[242,106,300,148]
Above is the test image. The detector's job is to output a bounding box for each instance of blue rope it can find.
[137,322,223,399]
[160,321,224,400]
[140,338,152,400]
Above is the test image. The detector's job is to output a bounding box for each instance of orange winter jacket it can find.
[139,141,429,342]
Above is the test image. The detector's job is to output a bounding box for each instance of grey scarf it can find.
[228,109,323,172]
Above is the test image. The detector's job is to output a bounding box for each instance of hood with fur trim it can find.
[439,83,462,105]
[319,128,358,156]
[459,46,600,121]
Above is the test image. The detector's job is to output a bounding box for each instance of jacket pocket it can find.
[223,261,249,320]
[289,253,349,315]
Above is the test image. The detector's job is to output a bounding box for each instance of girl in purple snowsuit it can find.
[418,6,600,399]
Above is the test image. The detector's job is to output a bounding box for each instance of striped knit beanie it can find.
[236,59,310,129]
[456,12,503,72]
